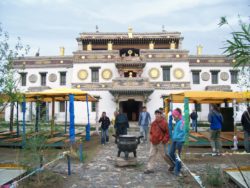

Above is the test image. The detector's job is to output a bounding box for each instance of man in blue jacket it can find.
[138,106,151,142]
[208,104,223,155]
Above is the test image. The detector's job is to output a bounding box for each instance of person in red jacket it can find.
[144,110,172,174]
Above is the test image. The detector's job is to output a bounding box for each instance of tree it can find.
[219,16,250,68]
[0,23,30,131]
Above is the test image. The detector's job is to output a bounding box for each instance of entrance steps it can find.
[128,121,140,135]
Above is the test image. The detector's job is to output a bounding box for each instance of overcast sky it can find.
[0,0,249,56]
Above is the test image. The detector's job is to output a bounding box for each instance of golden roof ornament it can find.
[59,47,65,56]
[170,41,176,49]
[87,42,92,51]
[197,44,203,55]
[107,41,113,50]
[149,41,155,50]
[128,26,133,38]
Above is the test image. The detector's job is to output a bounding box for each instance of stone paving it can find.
[51,130,194,188]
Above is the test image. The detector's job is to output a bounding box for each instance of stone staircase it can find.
[128,121,140,135]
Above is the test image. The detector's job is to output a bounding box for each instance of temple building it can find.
[6,28,241,125]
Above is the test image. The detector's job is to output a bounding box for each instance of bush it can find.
[205,164,225,187]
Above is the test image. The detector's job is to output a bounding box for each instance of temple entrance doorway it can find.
[119,100,142,121]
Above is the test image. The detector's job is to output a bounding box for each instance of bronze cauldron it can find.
[113,135,143,159]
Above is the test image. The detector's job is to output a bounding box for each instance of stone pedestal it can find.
[115,157,138,167]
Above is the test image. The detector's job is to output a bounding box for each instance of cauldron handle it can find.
[137,136,144,144]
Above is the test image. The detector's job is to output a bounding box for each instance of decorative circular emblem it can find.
[149,68,160,79]
[201,72,210,81]
[78,70,88,80]
[102,69,112,80]
[128,50,133,55]
[49,73,57,82]
[220,72,229,81]
[173,68,184,79]
[29,74,37,83]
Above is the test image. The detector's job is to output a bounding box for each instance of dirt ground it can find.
[1,136,249,188]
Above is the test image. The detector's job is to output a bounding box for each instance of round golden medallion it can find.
[173,68,184,79]
[78,69,88,80]
[149,68,160,79]
[102,69,112,80]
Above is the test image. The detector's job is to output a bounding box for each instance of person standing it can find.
[190,109,198,131]
[208,104,223,155]
[99,112,111,145]
[169,108,186,176]
[111,110,118,134]
[144,110,172,174]
[138,106,151,142]
[241,106,250,153]
[115,110,129,136]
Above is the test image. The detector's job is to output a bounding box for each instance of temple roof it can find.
[78,31,182,41]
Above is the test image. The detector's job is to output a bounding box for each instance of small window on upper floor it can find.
[19,72,27,86]
[91,69,99,82]
[60,72,66,85]
[40,72,47,86]
[162,67,171,81]
[230,70,238,84]
[211,71,219,84]
[192,71,200,84]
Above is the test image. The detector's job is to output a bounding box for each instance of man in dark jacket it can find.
[241,107,250,153]
[190,109,198,131]
[115,110,129,136]
[99,112,111,145]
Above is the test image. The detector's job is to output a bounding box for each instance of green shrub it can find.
[205,164,224,187]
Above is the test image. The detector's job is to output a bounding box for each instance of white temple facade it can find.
[5,28,244,125]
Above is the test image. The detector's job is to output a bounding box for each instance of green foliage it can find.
[21,135,47,169]
[205,164,225,187]
[219,16,250,69]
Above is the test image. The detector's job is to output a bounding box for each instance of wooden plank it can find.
[0,131,16,136]
[43,131,60,137]
[190,132,207,139]
[189,136,197,142]
[0,135,8,139]
[198,132,211,140]
[220,132,233,141]
[63,137,82,143]
[3,137,22,143]
[237,132,244,141]
[46,137,66,144]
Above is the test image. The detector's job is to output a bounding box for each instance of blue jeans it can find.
[140,126,149,141]
[191,120,197,130]
[101,128,109,144]
[244,131,250,153]
[169,141,184,175]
